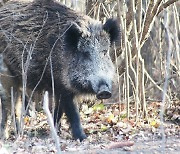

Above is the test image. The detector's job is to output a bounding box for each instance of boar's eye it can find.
[102,50,108,56]
[83,51,90,58]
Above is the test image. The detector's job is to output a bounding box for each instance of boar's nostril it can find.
[97,90,111,99]
[96,85,112,99]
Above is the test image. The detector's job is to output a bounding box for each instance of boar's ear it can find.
[103,18,120,45]
[64,23,82,51]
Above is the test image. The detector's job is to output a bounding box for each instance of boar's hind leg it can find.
[54,92,87,141]
[54,97,63,126]
[0,88,11,139]
[0,104,9,139]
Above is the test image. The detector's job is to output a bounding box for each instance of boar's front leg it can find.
[55,92,87,141]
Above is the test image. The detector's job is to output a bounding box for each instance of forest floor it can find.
[0,100,179,154]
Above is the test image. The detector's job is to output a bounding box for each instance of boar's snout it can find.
[96,84,112,99]
[90,78,112,99]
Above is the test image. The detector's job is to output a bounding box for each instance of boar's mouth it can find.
[70,79,112,99]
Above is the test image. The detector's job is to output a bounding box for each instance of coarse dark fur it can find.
[0,54,23,139]
[0,0,120,140]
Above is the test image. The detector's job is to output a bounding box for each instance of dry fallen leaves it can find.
[1,100,179,153]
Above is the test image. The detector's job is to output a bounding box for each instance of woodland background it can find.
[0,0,180,153]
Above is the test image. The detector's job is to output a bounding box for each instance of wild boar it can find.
[0,0,120,140]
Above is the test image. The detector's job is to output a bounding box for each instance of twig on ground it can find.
[107,141,134,149]
[43,91,61,154]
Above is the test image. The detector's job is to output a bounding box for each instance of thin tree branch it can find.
[157,0,179,15]
[43,91,61,154]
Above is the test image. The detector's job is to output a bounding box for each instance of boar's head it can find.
[62,18,120,99]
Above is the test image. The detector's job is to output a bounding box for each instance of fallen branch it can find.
[107,141,134,149]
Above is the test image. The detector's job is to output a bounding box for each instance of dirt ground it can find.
[0,102,179,154]
[1,135,180,154]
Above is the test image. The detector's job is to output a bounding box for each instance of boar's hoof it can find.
[96,85,112,99]
[71,123,87,141]
[73,132,87,142]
